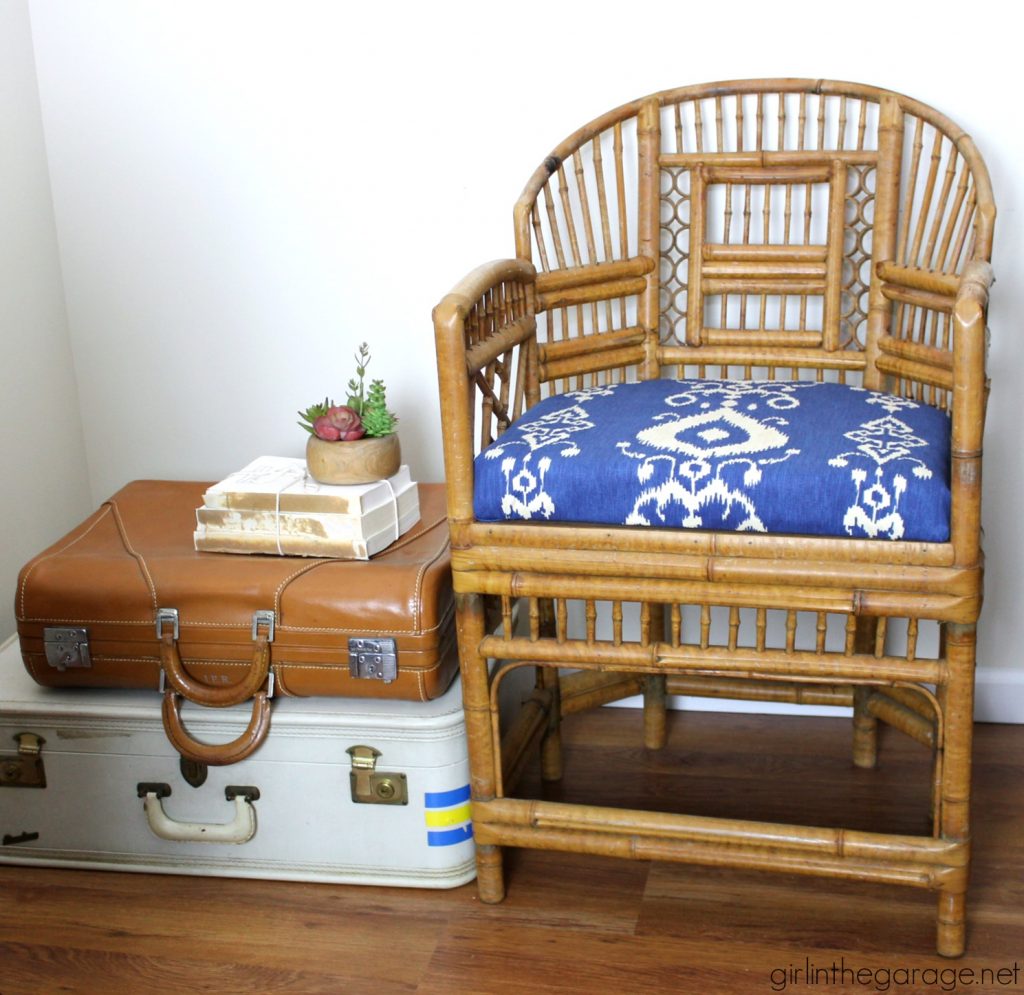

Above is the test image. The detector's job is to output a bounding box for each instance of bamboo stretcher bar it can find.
[451,542,975,594]
[534,257,654,293]
[555,669,644,715]
[539,326,646,362]
[658,345,866,370]
[880,684,939,719]
[499,689,551,792]
[880,283,955,315]
[464,316,536,375]
[664,674,854,706]
[559,678,645,714]
[537,276,647,311]
[460,570,978,621]
[702,278,826,296]
[540,344,647,381]
[701,260,828,280]
[473,821,960,889]
[660,150,879,168]
[877,334,953,370]
[875,355,954,391]
[479,636,946,686]
[703,164,832,184]
[701,330,823,348]
[866,691,937,747]
[474,798,965,866]
[453,526,958,569]
[703,244,828,262]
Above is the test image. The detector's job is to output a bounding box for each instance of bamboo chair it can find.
[432,80,995,956]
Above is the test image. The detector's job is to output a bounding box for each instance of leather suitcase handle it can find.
[161,690,270,765]
[160,632,271,707]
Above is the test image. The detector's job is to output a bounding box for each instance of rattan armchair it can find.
[432,80,995,956]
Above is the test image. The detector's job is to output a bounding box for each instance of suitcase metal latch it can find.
[43,627,91,671]
[0,733,46,789]
[348,638,397,683]
[346,745,407,805]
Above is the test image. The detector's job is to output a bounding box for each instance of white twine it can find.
[273,467,308,556]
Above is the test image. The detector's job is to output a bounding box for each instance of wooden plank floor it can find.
[1,708,1022,995]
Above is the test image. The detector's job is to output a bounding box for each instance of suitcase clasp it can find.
[43,627,91,671]
[346,745,408,805]
[348,638,398,683]
[0,733,46,789]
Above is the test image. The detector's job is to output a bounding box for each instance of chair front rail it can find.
[481,636,944,688]
[471,799,967,890]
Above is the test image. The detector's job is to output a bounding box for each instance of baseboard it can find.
[974,666,1024,724]
[607,666,1024,724]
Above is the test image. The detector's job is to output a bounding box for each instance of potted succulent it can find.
[298,343,400,484]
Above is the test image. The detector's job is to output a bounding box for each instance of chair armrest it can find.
[433,259,538,526]
[951,259,993,454]
[946,260,993,563]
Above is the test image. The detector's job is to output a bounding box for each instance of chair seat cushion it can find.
[474,379,951,541]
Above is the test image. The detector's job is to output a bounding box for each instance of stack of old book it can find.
[193,456,420,559]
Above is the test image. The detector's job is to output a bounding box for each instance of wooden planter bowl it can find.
[305,434,400,485]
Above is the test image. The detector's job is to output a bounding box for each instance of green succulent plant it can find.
[298,344,397,441]
[297,398,331,435]
[361,379,397,437]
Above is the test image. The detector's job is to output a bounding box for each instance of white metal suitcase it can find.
[0,635,475,887]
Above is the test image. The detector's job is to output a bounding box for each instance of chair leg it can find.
[851,617,880,767]
[935,622,976,958]
[529,598,564,782]
[455,592,505,903]
[538,665,563,782]
[643,674,668,749]
[852,686,878,769]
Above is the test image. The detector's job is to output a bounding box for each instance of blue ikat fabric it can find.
[473,380,951,542]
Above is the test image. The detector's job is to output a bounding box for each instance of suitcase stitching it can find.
[17,505,115,621]
[272,514,451,632]
[272,559,334,614]
[106,497,159,611]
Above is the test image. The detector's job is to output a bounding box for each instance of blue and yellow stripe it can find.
[424,784,473,847]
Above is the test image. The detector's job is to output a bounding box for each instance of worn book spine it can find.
[194,531,371,559]
[196,488,419,540]
[194,504,422,559]
[204,461,413,515]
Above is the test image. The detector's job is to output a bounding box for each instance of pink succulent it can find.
[313,415,342,441]
[322,405,365,441]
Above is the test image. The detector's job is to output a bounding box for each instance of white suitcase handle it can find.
[138,783,259,844]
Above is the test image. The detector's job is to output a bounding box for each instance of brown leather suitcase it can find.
[15,480,458,764]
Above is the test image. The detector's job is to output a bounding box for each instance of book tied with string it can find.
[193,456,420,559]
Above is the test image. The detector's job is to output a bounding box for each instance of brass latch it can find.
[0,733,46,789]
[346,745,407,805]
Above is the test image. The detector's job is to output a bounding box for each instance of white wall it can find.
[12,1,1023,715]
[0,0,92,641]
